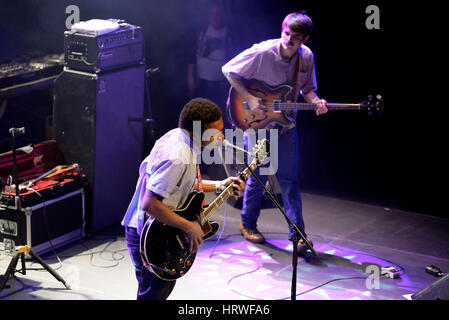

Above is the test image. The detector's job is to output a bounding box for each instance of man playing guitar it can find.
[222,11,327,253]
[122,98,243,300]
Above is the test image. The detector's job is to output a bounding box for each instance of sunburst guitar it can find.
[227,78,384,130]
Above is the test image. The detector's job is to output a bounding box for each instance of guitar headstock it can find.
[251,139,270,165]
[239,139,270,181]
[361,94,384,116]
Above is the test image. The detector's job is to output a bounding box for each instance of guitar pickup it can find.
[272,99,281,112]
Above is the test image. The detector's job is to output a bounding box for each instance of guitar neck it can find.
[200,164,255,225]
[278,102,362,111]
[200,184,234,225]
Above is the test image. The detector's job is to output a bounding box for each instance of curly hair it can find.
[178,98,222,133]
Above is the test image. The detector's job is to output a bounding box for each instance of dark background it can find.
[0,1,445,218]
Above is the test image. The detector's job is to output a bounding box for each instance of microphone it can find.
[9,127,25,136]
[222,139,255,157]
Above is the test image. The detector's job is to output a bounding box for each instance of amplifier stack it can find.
[54,19,146,232]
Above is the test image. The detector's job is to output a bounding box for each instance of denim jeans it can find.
[125,226,176,300]
[241,127,306,239]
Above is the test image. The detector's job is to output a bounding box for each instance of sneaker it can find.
[239,223,265,243]
[297,238,314,257]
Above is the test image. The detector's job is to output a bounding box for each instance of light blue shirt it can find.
[222,38,317,102]
[121,128,201,235]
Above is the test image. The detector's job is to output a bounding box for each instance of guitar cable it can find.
[208,198,228,259]
[208,146,232,258]
[208,150,281,259]
[204,167,408,300]
[21,188,126,270]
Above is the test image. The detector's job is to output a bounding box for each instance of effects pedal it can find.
[381,266,400,279]
[425,265,444,277]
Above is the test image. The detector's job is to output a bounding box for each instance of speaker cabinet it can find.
[53,65,145,232]
[412,274,449,300]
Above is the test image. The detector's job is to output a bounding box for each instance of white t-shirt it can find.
[196,25,228,81]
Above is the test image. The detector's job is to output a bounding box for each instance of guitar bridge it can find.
[272,99,281,112]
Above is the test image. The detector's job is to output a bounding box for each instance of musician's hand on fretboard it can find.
[314,99,328,116]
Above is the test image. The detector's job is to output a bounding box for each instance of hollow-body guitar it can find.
[140,139,269,280]
[227,79,383,130]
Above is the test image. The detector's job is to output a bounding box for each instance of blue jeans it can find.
[241,127,306,240]
[125,226,176,300]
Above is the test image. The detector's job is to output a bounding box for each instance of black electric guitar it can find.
[140,139,269,281]
[227,79,384,130]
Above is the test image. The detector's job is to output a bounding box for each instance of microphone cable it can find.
[208,144,229,259]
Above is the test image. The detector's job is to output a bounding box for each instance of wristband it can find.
[215,181,222,194]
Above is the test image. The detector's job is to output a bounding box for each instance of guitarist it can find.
[121,98,244,300]
[222,11,327,253]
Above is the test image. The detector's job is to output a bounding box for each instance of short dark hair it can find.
[282,11,313,37]
[178,98,222,133]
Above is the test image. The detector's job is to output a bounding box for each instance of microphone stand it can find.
[9,127,23,203]
[243,158,317,301]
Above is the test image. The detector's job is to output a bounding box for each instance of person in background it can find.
[187,0,234,129]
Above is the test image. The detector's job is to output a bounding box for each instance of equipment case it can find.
[0,188,85,255]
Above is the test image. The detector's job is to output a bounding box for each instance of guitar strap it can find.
[279,54,301,134]
[196,165,204,192]
[196,165,206,207]
[287,52,301,102]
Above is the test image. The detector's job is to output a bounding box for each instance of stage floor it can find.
[1,191,448,300]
